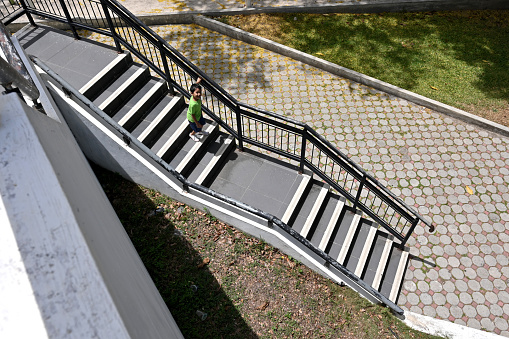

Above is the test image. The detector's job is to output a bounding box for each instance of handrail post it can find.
[56,0,79,40]
[235,105,244,151]
[158,41,175,95]
[17,0,36,26]
[353,173,367,211]
[100,0,122,53]
[400,217,419,248]
[299,128,307,173]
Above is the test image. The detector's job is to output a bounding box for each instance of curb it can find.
[403,311,501,339]
[193,15,509,139]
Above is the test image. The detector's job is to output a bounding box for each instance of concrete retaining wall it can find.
[0,93,184,339]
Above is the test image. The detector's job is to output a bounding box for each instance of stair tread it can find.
[326,208,357,260]
[380,246,408,301]
[344,221,372,272]
[187,133,234,184]
[281,174,311,224]
[134,96,183,144]
[79,52,130,98]
[112,78,165,125]
[150,108,189,155]
[363,233,393,288]
[309,194,343,248]
[171,122,217,173]
[291,181,327,234]
[131,94,179,139]
[300,186,328,239]
[92,64,145,107]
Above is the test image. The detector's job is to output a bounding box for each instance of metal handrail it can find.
[2,0,434,243]
[32,55,404,315]
[0,21,39,99]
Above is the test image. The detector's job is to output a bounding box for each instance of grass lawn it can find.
[94,165,441,338]
[218,10,509,127]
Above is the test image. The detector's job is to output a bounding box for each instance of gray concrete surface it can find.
[0,92,184,339]
[81,23,509,337]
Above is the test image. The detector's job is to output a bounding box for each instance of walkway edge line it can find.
[193,15,509,138]
[403,311,501,339]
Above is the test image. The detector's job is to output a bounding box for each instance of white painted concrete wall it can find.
[0,92,184,338]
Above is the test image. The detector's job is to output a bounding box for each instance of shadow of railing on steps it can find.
[1,0,434,247]
[32,54,405,316]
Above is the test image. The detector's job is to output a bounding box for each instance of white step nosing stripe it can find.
[118,80,165,127]
[337,213,361,265]
[281,175,311,224]
[195,137,233,185]
[155,119,188,157]
[79,53,127,94]
[138,96,181,143]
[389,250,409,302]
[354,226,378,277]
[318,199,345,251]
[372,237,393,290]
[98,66,147,111]
[300,186,328,238]
[175,124,216,173]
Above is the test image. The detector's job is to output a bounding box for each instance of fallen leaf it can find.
[256,301,269,310]
[315,52,324,56]
[430,86,438,90]
[466,186,474,195]
[197,257,210,268]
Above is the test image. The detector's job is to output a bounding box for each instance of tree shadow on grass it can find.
[282,11,509,104]
[92,163,257,339]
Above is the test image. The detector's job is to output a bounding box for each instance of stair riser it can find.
[121,84,168,132]
[195,137,236,187]
[101,68,150,116]
[178,125,220,176]
[81,53,133,101]
[142,97,185,147]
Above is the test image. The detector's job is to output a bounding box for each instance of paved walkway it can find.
[118,0,370,15]
[83,23,509,337]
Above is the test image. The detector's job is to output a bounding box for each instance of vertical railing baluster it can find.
[17,0,36,26]
[299,128,307,173]
[235,105,243,151]
[353,173,367,211]
[56,0,79,39]
[100,0,122,52]
[158,42,174,95]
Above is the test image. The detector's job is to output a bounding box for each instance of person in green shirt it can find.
[187,78,208,142]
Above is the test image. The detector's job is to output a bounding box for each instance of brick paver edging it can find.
[193,15,509,139]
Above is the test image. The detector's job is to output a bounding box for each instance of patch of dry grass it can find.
[95,165,440,339]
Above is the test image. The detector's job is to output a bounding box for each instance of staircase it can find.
[26,31,410,307]
[6,0,435,313]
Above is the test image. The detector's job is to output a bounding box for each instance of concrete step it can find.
[174,123,218,174]
[79,52,132,100]
[95,64,149,116]
[379,245,409,303]
[353,223,379,278]
[299,185,329,239]
[335,210,362,265]
[316,197,345,251]
[370,234,394,290]
[189,134,236,186]
[291,181,328,234]
[151,108,190,160]
[115,78,167,131]
[281,174,311,224]
[133,95,184,147]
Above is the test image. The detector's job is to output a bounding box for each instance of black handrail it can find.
[0,0,434,244]
[32,55,404,315]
